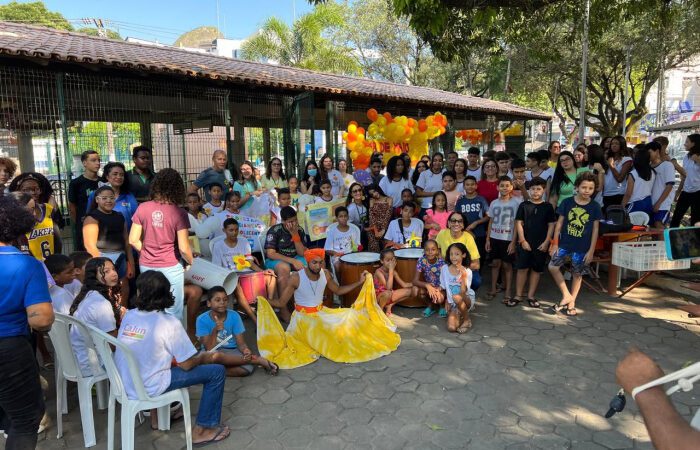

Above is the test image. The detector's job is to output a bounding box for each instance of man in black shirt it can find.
[127,146,155,203]
[68,150,100,251]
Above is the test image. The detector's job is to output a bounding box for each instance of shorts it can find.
[652,210,670,225]
[515,246,548,273]
[219,347,255,374]
[265,255,307,270]
[488,238,514,263]
[626,197,653,218]
[549,247,593,276]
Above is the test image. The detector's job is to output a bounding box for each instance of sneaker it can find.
[439,307,447,318]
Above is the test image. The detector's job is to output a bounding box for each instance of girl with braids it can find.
[69,257,121,376]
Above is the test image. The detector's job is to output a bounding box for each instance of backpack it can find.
[600,205,632,234]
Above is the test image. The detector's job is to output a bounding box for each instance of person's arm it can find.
[274,272,301,306]
[548,186,559,209]
[616,350,700,450]
[653,184,674,212]
[54,224,63,255]
[671,158,687,178]
[124,223,135,278]
[235,333,251,358]
[622,174,634,206]
[393,270,411,289]
[176,229,194,266]
[549,216,564,256]
[82,216,101,257]
[26,302,54,332]
[515,220,530,251]
[584,220,599,264]
[485,215,493,252]
[129,222,143,252]
[325,269,367,295]
[539,221,556,252]
[610,160,633,183]
[200,320,221,351]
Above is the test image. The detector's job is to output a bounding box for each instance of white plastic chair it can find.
[85,324,193,450]
[258,227,269,266]
[208,234,225,257]
[48,313,109,447]
[629,211,650,226]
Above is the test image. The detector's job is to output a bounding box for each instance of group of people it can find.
[1,131,699,448]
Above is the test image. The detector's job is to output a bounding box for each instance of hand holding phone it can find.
[664,226,700,261]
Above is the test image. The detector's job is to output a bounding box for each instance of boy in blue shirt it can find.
[548,172,602,316]
[196,286,278,376]
[455,176,489,263]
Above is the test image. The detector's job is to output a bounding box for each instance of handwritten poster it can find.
[304,199,345,241]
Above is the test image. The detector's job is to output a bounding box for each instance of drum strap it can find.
[398,220,406,244]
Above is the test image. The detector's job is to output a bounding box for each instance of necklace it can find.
[306,271,321,297]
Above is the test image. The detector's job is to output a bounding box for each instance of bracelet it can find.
[291,234,301,243]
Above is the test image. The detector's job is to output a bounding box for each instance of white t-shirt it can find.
[324,223,361,255]
[526,168,553,182]
[64,279,82,298]
[50,284,74,315]
[384,218,424,246]
[342,173,354,190]
[326,169,344,197]
[682,154,700,193]
[314,196,335,204]
[70,290,117,376]
[467,168,482,179]
[651,161,675,210]
[347,202,368,229]
[487,196,522,241]
[628,169,655,203]
[202,201,224,217]
[115,309,197,400]
[604,157,632,196]
[439,265,475,308]
[416,169,446,208]
[379,177,414,207]
[211,238,253,271]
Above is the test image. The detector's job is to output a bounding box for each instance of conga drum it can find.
[395,248,428,307]
[238,271,266,304]
[339,252,380,307]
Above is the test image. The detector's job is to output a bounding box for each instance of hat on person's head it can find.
[280,206,297,221]
[304,248,325,263]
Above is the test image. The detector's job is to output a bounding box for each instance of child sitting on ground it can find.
[64,251,92,297]
[548,172,602,317]
[411,239,446,318]
[324,206,361,272]
[195,285,278,376]
[211,218,276,323]
[45,254,77,314]
[440,242,475,333]
[514,177,556,308]
[202,182,225,216]
[374,248,413,315]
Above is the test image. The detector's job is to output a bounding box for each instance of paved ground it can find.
[10,278,700,450]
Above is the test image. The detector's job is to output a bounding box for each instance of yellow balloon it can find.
[350,151,359,160]
[348,124,357,134]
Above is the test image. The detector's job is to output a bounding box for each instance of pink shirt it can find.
[444,189,461,211]
[132,201,189,267]
[424,209,450,239]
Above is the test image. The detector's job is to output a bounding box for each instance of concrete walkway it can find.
[20,281,700,449]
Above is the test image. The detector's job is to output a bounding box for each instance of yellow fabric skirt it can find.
[256,275,401,369]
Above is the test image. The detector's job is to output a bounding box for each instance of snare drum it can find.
[339,252,380,307]
[238,271,266,304]
[395,248,428,307]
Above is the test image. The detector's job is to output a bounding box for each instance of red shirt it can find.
[477,179,499,204]
[132,201,189,267]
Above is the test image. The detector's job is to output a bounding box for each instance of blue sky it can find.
[36,0,314,44]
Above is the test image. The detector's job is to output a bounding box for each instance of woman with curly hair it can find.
[0,195,54,448]
[129,168,193,325]
[0,157,17,194]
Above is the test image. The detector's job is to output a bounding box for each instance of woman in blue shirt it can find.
[86,162,138,230]
[0,195,54,449]
[233,161,262,210]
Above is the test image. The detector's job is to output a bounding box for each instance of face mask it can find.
[308,169,318,177]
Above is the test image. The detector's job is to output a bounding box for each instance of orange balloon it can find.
[357,127,365,135]
[349,120,358,127]
[347,132,357,142]
[418,119,428,132]
[383,112,392,122]
[407,118,416,128]
[367,108,378,122]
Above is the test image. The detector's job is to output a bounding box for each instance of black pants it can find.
[602,194,624,213]
[0,336,44,450]
[670,190,700,228]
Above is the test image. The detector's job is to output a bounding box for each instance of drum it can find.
[395,248,428,307]
[339,252,380,307]
[238,271,266,304]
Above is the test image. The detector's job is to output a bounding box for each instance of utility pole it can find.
[81,18,107,37]
[578,0,590,146]
[622,46,632,137]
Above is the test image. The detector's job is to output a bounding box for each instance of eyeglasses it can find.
[351,189,362,193]
[21,188,40,194]
[97,196,115,201]
[449,219,463,224]
[271,163,282,166]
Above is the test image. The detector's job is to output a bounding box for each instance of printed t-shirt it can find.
[455,195,489,238]
[324,224,361,255]
[525,168,553,182]
[202,201,225,217]
[651,160,676,210]
[416,169,446,208]
[265,223,307,258]
[487,196,523,241]
[416,256,445,288]
[212,238,253,271]
[515,201,557,247]
[70,290,116,376]
[195,309,245,350]
[115,309,197,399]
[0,247,51,337]
[27,203,56,261]
[325,169,344,197]
[384,218,424,246]
[193,168,232,202]
[378,177,414,207]
[435,229,480,261]
[132,201,190,268]
[439,265,474,306]
[556,196,603,253]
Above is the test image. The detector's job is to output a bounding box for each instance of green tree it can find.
[241,2,361,75]
[0,1,73,30]
[76,27,122,40]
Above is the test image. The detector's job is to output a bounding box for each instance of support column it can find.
[17,130,35,173]
[139,122,152,150]
[263,127,272,162]
[325,100,336,162]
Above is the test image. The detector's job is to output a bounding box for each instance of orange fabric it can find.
[304,248,325,263]
[295,304,322,314]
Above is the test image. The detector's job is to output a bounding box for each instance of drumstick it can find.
[211,334,234,351]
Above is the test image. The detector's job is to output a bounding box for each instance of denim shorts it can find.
[549,247,593,276]
[264,255,307,270]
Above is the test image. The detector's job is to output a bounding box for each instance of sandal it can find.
[525,298,541,308]
[485,291,498,301]
[422,306,436,318]
[456,320,472,334]
[503,296,519,307]
[565,307,578,316]
[438,307,447,318]
[546,304,563,315]
[193,425,230,447]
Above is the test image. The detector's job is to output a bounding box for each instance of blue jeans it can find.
[141,263,184,323]
[471,270,482,291]
[166,364,225,428]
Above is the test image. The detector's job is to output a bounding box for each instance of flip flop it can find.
[525,298,541,308]
[193,425,230,447]
[546,304,563,315]
[503,296,519,307]
[422,306,436,318]
[264,361,279,376]
[565,307,578,316]
[438,307,448,318]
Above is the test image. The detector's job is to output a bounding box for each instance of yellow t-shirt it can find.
[547,160,557,169]
[27,203,55,261]
[435,229,480,261]
[260,176,288,191]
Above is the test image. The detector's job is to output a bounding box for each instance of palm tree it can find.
[241,3,361,75]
